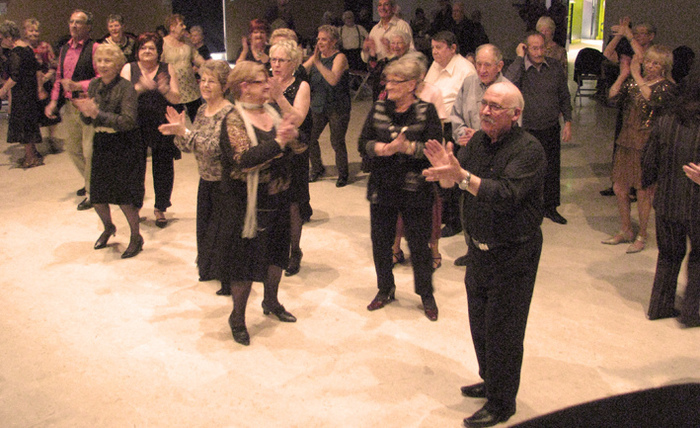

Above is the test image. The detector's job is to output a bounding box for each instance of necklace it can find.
[239,101,265,110]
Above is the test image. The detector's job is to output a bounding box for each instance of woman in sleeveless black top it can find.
[269,40,312,276]
[121,33,181,227]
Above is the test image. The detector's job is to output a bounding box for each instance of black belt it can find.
[471,234,536,252]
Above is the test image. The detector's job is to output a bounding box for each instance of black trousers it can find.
[527,125,560,209]
[465,230,542,414]
[370,202,433,298]
[649,216,700,321]
[308,110,350,179]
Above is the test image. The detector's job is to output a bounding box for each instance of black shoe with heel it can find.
[285,249,303,276]
[94,224,116,249]
[367,286,396,311]
[261,302,297,322]
[121,235,143,259]
[228,314,250,346]
[421,294,439,321]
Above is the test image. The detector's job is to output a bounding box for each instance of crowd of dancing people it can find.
[2,2,700,426]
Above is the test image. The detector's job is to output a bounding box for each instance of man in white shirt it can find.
[424,31,476,118]
[361,0,413,63]
[425,31,476,238]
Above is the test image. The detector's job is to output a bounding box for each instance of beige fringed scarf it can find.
[233,101,281,238]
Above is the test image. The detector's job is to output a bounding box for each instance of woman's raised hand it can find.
[158,106,187,136]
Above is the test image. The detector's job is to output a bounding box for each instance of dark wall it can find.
[172,0,225,52]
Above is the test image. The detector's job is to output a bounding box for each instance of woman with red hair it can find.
[236,19,271,71]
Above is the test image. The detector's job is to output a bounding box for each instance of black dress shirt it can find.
[458,126,547,247]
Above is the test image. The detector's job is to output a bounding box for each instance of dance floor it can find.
[1,79,698,426]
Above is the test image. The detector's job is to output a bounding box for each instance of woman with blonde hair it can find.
[73,43,144,258]
[603,45,677,253]
[269,40,312,275]
[215,61,303,345]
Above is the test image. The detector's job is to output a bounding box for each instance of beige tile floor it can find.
[1,71,699,427]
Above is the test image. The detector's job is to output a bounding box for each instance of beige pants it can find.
[62,103,95,193]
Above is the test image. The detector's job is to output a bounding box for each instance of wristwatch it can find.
[458,170,472,190]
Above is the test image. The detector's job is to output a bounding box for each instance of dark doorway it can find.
[172,0,225,53]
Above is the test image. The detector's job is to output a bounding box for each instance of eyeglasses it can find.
[478,100,514,113]
[270,58,291,64]
[385,79,410,85]
[247,79,268,85]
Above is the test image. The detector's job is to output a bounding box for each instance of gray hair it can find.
[388,30,412,47]
[384,54,425,82]
[0,20,21,40]
[318,25,339,42]
[270,40,303,69]
[200,59,232,88]
[475,44,503,63]
[489,81,525,111]
[536,16,556,33]
[95,43,126,71]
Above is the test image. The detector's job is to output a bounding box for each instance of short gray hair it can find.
[270,40,303,69]
[388,30,412,47]
[475,44,503,63]
[384,54,424,82]
[0,20,20,40]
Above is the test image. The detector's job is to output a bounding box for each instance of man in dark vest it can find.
[45,9,99,210]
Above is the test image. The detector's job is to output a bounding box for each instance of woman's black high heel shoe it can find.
[94,224,116,249]
[121,234,143,259]
[284,249,303,276]
[367,286,396,311]
[228,314,250,346]
[262,302,297,322]
[216,283,231,296]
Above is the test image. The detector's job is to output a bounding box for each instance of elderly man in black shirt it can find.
[423,81,546,427]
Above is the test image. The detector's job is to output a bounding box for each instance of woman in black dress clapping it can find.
[73,44,144,258]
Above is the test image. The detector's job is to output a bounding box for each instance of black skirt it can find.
[209,180,291,283]
[90,130,146,207]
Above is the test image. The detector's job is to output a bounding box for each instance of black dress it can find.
[6,46,42,144]
[83,77,145,207]
[130,61,180,211]
[279,76,311,208]
[213,108,293,283]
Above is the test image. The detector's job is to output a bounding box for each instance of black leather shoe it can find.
[679,315,700,328]
[216,284,231,296]
[336,176,348,187]
[463,406,514,428]
[76,187,86,196]
[94,224,116,249]
[421,295,438,321]
[77,197,93,211]
[367,287,396,311]
[454,253,468,266]
[285,249,303,276]
[121,235,144,259]
[309,167,325,182]
[262,302,297,322]
[544,209,567,225]
[460,382,486,398]
[228,314,250,346]
[441,224,462,237]
[599,187,614,196]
